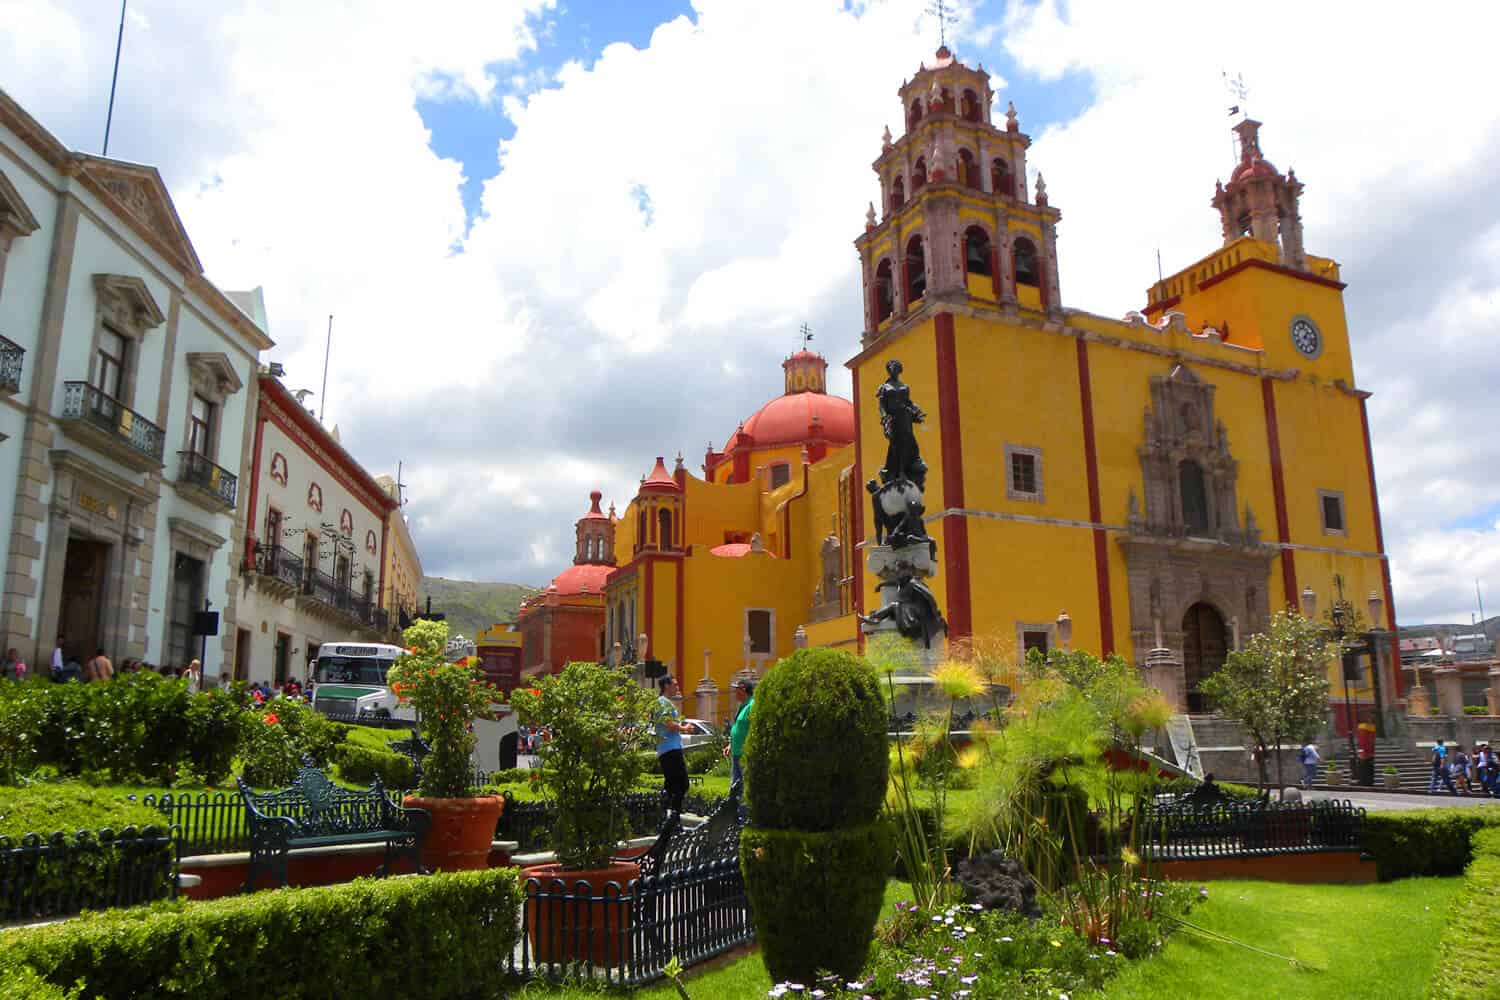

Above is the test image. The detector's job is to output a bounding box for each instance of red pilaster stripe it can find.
[1260,378,1298,609]
[850,365,866,650]
[934,312,972,640]
[1074,339,1114,655]
[243,414,267,569]
[674,556,685,690]
[1359,397,1402,695]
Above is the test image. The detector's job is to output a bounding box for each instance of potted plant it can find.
[1382,764,1402,789]
[1325,762,1344,787]
[387,619,503,871]
[510,661,658,965]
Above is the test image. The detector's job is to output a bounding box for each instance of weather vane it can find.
[925,0,958,49]
[1222,71,1248,119]
[800,322,814,350]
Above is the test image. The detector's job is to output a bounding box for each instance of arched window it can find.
[908,100,923,130]
[890,176,905,213]
[957,149,978,189]
[657,507,673,549]
[637,509,646,546]
[874,258,895,323]
[769,462,791,489]
[1179,460,1210,535]
[961,89,981,122]
[905,235,926,302]
[912,158,927,189]
[964,226,991,276]
[991,158,1012,198]
[1013,237,1039,287]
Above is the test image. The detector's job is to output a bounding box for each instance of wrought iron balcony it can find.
[251,544,304,596]
[59,381,164,470]
[177,451,238,511]
[0,334,22,395]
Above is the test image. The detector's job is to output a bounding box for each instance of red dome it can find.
[737,391,854,449]
[1230,157,1279,184]
[545,563,612,596]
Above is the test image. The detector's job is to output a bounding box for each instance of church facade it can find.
[529,47,1400,730]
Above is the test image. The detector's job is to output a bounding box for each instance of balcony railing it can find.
[178,451,238,508]
[304,568,342,608]
[60,381,164,465]
[252,544,304,592]
[0,334,22,394]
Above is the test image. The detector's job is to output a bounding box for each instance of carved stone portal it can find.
[1122,362,1276,711]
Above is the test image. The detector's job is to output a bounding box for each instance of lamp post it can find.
[1367,591,1386,736]
[1056,610,1073,653]
[1304,583,1358,766]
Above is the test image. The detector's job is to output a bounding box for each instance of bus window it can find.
[314,656,393,685]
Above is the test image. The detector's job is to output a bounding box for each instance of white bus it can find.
[310,641,520,771]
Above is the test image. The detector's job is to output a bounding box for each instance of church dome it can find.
[544,562,613,597]
[733,390,854,449]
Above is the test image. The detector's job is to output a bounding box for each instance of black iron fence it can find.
[505,860,752,985]
[0,826,177,923]
[178,450,239,507]
[1136,799,1365,860]
[252,543,304,591]
[60,380,165,463]
[0,333,22,393]
[141,791,249,856]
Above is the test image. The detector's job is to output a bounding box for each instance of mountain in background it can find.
[418,576,541,642]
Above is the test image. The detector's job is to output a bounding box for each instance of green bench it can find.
[237,764,430,891]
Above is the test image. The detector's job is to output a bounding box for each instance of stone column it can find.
[694,649,719,726]
[1487,668,1500,717]
[1405,681,1431,718]
[1433,666,1464,719]
[1141,646,1184,713]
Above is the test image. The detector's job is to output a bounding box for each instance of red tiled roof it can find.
[709,542,777,558]
[639,456,681,494]
[545,563,613,596]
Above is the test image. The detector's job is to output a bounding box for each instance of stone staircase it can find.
[1326,737,1431,791]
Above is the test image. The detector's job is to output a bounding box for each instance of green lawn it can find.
[1102,877,1461,1000]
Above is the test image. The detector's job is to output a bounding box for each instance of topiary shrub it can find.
[334,744,416,789]
[744,647,889,831]
[741,647,892,983]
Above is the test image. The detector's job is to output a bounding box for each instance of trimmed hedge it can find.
[742,820,895,984]
[1429,827,1500,999]
[0,783,163,839]
[0,867,522,1000]
[1365,806,1500,881]
[743,647,888,831]
[334,743,416,789]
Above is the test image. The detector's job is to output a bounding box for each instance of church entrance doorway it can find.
[59,537,110,661]
[1182,602,1229,713]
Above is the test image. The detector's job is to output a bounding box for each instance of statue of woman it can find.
[877,359,926,486]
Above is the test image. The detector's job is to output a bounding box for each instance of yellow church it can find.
[532,46,1400,732]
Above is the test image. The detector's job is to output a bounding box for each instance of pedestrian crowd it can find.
[1428,737,1500,797]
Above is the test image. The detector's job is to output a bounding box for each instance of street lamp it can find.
[1300,583,1358,769]
[1056,609,1073,652]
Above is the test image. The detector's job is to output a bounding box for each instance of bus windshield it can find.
[315,656,394,685]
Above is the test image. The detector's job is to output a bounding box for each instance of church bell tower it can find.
[854,46,1063,343]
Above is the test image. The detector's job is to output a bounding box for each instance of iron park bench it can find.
[236,763,430,890]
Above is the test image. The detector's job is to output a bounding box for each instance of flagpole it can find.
[318,314,332,424]
[102,0,128,156]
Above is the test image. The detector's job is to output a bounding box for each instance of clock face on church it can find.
[1290,316,1322,358]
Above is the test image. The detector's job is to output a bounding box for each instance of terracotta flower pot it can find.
[522,860,640,967]
[404,794,503,872]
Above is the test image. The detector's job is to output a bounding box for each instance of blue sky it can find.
[418,0,1096,227]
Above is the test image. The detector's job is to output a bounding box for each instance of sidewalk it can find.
[1300,788,1500,812]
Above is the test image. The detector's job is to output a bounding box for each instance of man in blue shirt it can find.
[654,677,692,814]
[1428,739,1455,795]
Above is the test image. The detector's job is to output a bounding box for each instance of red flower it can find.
[264,713,279,725]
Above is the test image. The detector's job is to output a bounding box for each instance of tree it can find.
[1199,609,1335,793]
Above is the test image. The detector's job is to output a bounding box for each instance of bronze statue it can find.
[877,359,926,487]
[858,574,947,649]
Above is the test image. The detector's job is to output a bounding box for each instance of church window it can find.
[964,226,991,276]
[1013,237,1039,287]
[1319,490,1346,535]
[657,507,673,549]
[770,462,791,489]
[890,176,905,212]
[1016,623,1051,662]
[913,157,927,189]
[1005,445,1042,501]
[991,158,1013,198]
[1235,212,1252,237]
[874,258,895,323]
[908,99,923,131]
[637,509,646,548]
[957,149,978,188]
[1180,460,1210,535]
[960,89,981,122]
[905,236,926,302]
[746,609,773,655]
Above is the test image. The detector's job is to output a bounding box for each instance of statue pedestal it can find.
[1141,646,1185,713]
[1405,682,1431,718]
[1434,666,1464,719]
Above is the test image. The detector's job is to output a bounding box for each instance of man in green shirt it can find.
[726,679,755,790]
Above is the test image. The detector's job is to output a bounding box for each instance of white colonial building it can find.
[235,373,401,685]
[0,88,272,674]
